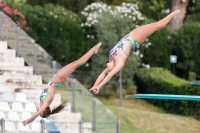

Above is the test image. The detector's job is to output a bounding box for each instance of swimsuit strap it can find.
[40,91,55,101]
[50,82,63,87]
[49,93,55,98]
[122,38,139,48]
[119,50,128,56]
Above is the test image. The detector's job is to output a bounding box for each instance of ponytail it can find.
[40,100,68,118]
[51,100,68,115]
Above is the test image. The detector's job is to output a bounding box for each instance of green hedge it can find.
[135,67,200,119]
[170,22,200,79]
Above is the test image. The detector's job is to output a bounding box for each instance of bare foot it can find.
[173,9,181,19]
[94,42,102,53]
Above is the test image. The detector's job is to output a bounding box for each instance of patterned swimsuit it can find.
[40,75,63,101]
[109,33,139,59]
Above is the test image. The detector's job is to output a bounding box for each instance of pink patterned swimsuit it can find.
[109,33,139,59]
[40,75,63,101]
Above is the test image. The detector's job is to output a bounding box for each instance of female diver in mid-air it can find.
[22,42,102,126]
[90,9,181,94]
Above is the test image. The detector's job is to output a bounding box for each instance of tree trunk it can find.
[169,0,188,31]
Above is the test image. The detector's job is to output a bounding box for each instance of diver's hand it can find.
[90,86,100,94]
[22,117,36,126]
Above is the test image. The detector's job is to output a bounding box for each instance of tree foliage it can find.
[138,0,171,21]
[170,22,200,78]
[25,0,135,13]
[187,0,200,22]
[137,0,200,23]
[0,1,27,28]
[13,3,91,68]
[141,26,172,69]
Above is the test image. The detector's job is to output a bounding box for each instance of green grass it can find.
[98,97,200,133]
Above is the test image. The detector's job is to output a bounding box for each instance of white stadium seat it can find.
[0,84,7,93]
[12,102,24,112]
[2,92,16,102]
[5,121,18,132]
[21,111,32,121]
[31,122,41,132]
[25,102,37,112]
[8,111,21,121]
[0,111,6,119]
[0,102,11,111]
[15,92,30,102]
[35,116,48,122]
[17,122,32,132]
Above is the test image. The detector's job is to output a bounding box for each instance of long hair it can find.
[41,100,68,118]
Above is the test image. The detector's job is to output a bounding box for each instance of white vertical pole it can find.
[119,70,122,107]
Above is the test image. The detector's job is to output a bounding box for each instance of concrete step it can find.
[0,75,42,85]
[0,61,24,67]
[27,96,63,109]
[1,21,15,27]
[0,66,33,75]
[49,113,81,122]
[20,89,43,94]
[0,57,24,63]
[0,41,8,50]
[1,83,46,92]
[55,125,92,133]
[3,30,32,41]
[0,49,16,58]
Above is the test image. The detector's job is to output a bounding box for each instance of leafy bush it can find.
[10,3,91,68]
[124,86,137,95]
[140,26,172,69]
[0,1,27,28]
[188,72,196,81]
[170,22,200,79]
[135,67,200,119]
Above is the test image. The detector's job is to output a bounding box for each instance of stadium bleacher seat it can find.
[15,92,30,102]
[31,122,41,132]
[17,122,32,132]
[21,111,32,120]
[12,102,24,112]
[35,116,48,122]
[24,102,37,112]
[35,116,43,122]
[2,92,16,102]
[8,111,21,121]
[46,122,60,133]
[0,84,7,93]
[5,121,18,132]
[0,111,6,119]
[0,71,3,75]
[0,98,4,102]
[0,102,11,111]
